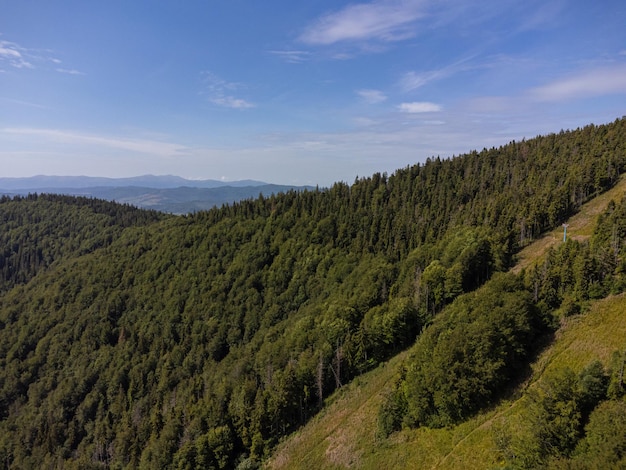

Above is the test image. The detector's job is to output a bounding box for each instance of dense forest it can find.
[378,195,626,467]
[1,118,625,469]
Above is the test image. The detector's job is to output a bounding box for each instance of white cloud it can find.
[357,89,387,104]
[400,56,476,91]
[201,71,255,109]
[299,0,425,45]
[400,70,439,91]
[297,0,555,49]
[211,96,255,109]
[0,46,20,59]
[530,64,626,102]
[2,128,190,158]
[0,41,33,69]
[268,50,310,63]
[398,101,441,113]
[56,68,85,75]
[0,38,80,72]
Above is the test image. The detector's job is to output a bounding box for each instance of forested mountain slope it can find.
[269,181,626,469]
[0,195,165,294]
[0,118,625,469]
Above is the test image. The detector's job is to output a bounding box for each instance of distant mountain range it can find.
[0,175,315,214]
[0,175,269,190]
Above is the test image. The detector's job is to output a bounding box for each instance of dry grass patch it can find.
[266,356,405,470]
[533,293,626,374]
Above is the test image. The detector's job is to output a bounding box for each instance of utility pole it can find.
[562,223,569,242]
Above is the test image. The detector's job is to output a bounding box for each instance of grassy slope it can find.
[266,180,626,470]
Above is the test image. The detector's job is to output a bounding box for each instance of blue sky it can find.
[1,0,626,186]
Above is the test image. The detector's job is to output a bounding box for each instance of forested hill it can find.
[0,195,166,293]
[1,118,626,469]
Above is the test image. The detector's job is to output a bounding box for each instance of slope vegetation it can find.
[267,170,626,470]
[1,119,626,469]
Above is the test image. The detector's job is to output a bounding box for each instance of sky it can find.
[1,0,626,187]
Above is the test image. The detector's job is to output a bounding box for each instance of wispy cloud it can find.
[268,50,310,63]
[56,68,85,76]
[400,70,443,91]
[400,56,476,91]
[201,71,255,109]
[0,97,48,109]
[398,101,441,113]
[517,0,566,32]
[357,89,387,104]
[299,0,426,45]
[211,96,255,109]
[2,128,190,157]
[0,40,34,69]
[530,64,626,102]
[0,38,83,74]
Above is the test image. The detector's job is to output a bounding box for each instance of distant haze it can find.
[0,175,314,214]
[0,175,269,191]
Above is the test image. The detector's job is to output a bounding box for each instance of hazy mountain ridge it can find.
[0,175,269,190]
[0,176,315,213]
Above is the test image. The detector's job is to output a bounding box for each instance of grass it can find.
[267,354,406,470]
[265,182,626,470]
[530,293,626,375]
[267,294,626,469]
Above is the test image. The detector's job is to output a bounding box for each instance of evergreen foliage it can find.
[524,191,626,314]
[401,274,542,428]
[380,185,626,439]
[494,362,615,469]
[1,119,626,468]
[0,194,164,293]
